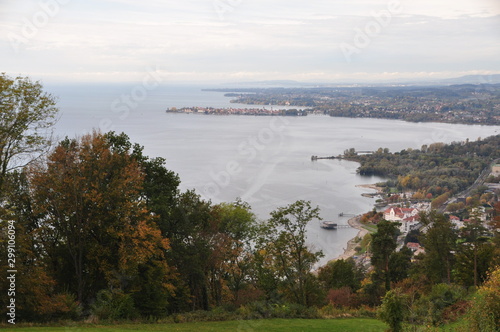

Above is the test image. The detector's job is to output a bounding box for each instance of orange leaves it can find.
[27,131,172,302]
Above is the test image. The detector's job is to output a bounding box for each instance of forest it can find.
[342,136,500,223]
[1,74,499,331]
[346,135,500,195]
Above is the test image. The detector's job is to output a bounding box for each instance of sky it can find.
[1,0,500,84]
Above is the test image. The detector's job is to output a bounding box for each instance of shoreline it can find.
[332,215,369,261]
[329,183,381,263]
[355,183,384,193]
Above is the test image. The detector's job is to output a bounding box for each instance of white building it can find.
[384,207,420,233]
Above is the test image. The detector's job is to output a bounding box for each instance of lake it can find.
[48,83,500,265]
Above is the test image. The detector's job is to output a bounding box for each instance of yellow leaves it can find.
[117,219,170,275]
[481,267,500,294]
[412,191,425,200]
[360,271,375,288]
[467,266,500,331]
[27,131,174,298]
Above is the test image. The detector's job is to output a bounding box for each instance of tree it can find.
[420,212,457,284]
[0,73,58,195]
[378,289,408,332]
[489,202,500,268]
[388,246,412,284]
[370,220,400,291]
[257,200,324,306]
[166,190,214,311]
[318,258,364,291]
[467,266,500,331]
[28,132,173,310]
[431,192,450,210]
[0,171,80,321]
[213,200,257,305]
[455,219,493,287]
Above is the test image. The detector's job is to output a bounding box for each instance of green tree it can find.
[166,190,214,311]
[0,171,80,321]
[388,246,412,284]
[318,258,364,291]
[455,244,494,288]
[420,212,457,284]
[455,220,493,287]
[257,200,324,306]
[0,73,58,195]
[214,200,257,305]
[370,220,400,291]
[378,288,408,332]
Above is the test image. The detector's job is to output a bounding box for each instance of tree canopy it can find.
[0,73,58,194]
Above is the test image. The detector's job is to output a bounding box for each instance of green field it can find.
[2,318,387,332]
[362,224,378,233]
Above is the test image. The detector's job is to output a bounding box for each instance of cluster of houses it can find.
[383,205,425,234]
[363,164,500,259]
[383,203,493,234]
[381,202,495,257]
[166,107,285,116]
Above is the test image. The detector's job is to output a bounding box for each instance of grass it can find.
[2,318,387,332]
[362,224,378,234]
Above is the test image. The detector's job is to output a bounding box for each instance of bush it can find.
[319,304,377,318]
[377,289,408,332]
[242,301,320,319]
[467,267,500,332]
[327,287,354,308]
[90,289,137,321]
[160,302,319,324]
[412,283,467,326]
[167,308,238,323]
[33,292,82,322]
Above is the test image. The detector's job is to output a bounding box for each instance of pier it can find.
[311,151,374,161]
[320,221,353,230]
[311,155,337,161]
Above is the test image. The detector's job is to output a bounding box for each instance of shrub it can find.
[327,287,354,308]
[412,283,467,326]
[90,289,137,321]
[377,289,408,332]
[319,304,376,318]
[235,301,319,320]
[467,267,500,332]
[33,292,82,322]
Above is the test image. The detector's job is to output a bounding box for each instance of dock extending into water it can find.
[311,150,375,161]
[311,155,337,161]
[320,221,353,230]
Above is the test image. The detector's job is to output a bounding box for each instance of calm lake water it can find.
[48,84,500,265]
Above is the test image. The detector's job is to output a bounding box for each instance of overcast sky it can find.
[1,0,499,84]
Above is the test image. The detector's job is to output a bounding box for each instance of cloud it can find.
[0,0,499,83]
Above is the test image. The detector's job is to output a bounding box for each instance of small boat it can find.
[320,221,337,229]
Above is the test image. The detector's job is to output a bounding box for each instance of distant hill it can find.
[437,74,500,85]
[230,74,500,88]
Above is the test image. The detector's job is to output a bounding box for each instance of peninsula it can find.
[204,83,500,125]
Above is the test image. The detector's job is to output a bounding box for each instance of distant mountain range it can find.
[437,74,500,85]
[231,74,500,88]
